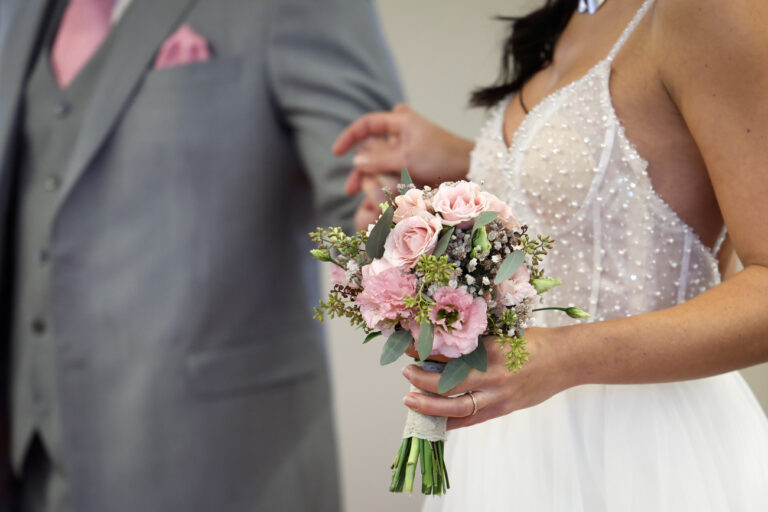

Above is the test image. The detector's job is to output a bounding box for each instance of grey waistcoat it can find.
[11,0,112,472]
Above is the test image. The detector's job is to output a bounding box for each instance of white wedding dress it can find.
[423,1,768,510]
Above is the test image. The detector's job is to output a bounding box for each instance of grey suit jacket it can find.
[0,0,401,510]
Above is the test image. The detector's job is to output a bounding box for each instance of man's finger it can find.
[354,200,380,232]
[360,176,389,206]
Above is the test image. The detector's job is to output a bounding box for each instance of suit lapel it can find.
[55,0,199,214]
[0,0,48,215]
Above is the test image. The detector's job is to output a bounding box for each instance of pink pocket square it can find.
[154,24,211,70]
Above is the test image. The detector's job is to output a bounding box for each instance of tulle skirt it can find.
[423,372,768,511]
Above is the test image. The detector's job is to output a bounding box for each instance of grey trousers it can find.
[14,438,68,512]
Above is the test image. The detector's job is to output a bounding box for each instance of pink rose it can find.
[432,181,489,229]
[480,191,521,231]
[393,189,429,223]
[497,265,536,306]
[382,211,443,268]
[356,266,417,331]
[410,287,487,358]
[330,265,347,287]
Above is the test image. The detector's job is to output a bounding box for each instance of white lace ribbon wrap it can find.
[401,361,447,442]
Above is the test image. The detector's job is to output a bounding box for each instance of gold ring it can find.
[466,390,478,416]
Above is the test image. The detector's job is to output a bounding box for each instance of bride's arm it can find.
[402,0,768,429]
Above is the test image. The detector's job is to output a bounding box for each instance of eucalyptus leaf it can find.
[417,321,434,361]
[471,211,498,235]
[438,358,472,394]
[401,168,413,189]
[432,226,455,258]
[380,330,413,365]
[493,250,526,285]
[461,340,488,372]
[366,206,395,259]
[363,331,382,344]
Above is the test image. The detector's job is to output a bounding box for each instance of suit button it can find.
[39,249,49,264]
[43,175,61,192]
[31,318,47,335]
[54,101,71,119]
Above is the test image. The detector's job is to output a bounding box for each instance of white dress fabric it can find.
[423,1,768,510]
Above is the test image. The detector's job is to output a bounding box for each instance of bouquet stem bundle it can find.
[390,360,449,495]
[390,436,449,494]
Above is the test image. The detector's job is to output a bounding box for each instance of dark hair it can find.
[471,0,579,108]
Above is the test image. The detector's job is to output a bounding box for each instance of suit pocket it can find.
[141,56,244,90]
[185,339,320,399]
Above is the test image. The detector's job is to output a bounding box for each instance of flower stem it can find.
[404,436,421,493]
[532,306,566,312]
[389,438,410,492]
[422,440,434,494]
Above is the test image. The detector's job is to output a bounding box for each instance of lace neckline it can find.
[502,0,656,150]
[494,0,725,262]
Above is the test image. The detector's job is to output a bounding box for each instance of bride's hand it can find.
[332,104,475,194]
[402,329,574,430]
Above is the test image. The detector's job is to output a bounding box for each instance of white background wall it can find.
[326,2,768,511]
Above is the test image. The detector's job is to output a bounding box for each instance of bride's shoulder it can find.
[651,0,768,45]
[650,0,768,97]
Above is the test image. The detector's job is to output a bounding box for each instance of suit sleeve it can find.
[266,0,403,233]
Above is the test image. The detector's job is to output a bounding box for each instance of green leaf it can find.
[417,321,434,361]
[471,211,498,235]
[432,226,455,258]
[493,250,525,284]
[366,206,395,259]
[380,329,413,365]
[438,358,471,394]
[460,340,487,372]
[531,277,562,294]
[401,168,413,189]
[363,331,382,344]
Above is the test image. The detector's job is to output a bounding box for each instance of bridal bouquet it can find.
[310,170,587,495]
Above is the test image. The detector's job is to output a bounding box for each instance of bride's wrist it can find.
[528,325,584,392]
[427,134,473,185]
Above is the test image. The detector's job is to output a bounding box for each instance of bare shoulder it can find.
[653,0,768,35]
[652,0,768,87]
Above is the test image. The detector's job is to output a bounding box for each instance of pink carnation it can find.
[382,211,443,268]
[361,258,393,280]
[410,287,487,358]
[356,266,417,331]
[393,188,429,223]
[480,191,520,231]
[497,265,536,306]
[330,265,347,287]
[432,181,489,229]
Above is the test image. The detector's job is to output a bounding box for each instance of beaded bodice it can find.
[470,0,724,326]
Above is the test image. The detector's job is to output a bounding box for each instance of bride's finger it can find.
[447,403,504,430]
[352,139,405,176]
[403,390,487,419]
[402,364,477,395]
[332,112,401,156]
